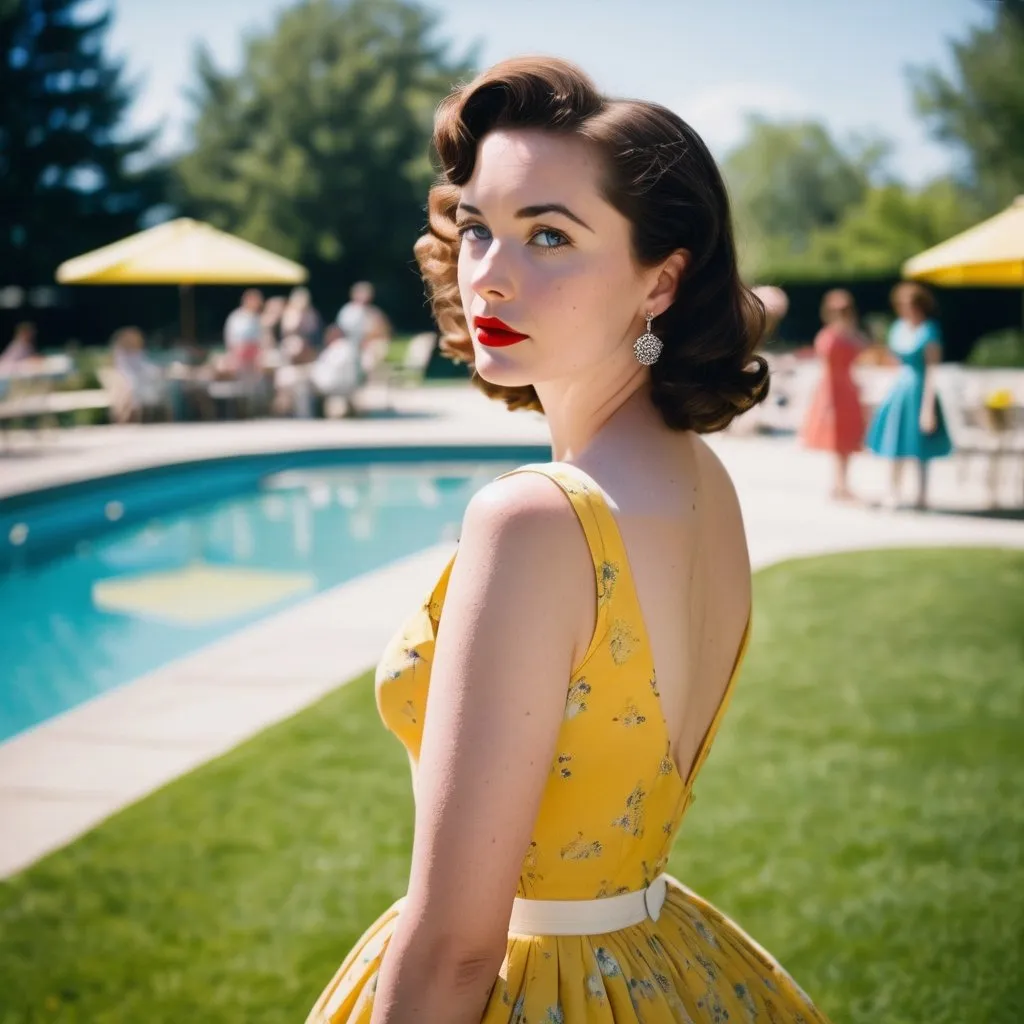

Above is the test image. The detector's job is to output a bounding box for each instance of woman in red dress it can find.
[801,289,867,500]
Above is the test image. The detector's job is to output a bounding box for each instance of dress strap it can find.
[495,462,628,672]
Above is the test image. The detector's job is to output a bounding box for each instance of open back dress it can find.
[306,462,832,1024]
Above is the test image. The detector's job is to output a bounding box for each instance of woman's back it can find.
[574,420,751,787]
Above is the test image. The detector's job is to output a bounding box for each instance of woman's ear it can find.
[646,249,689,317]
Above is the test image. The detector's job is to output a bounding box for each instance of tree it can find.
[911,0,1024,210]
[802,179,984,277]
[176,0,474,326]
[723,116,888,278]
[0,0,164,287]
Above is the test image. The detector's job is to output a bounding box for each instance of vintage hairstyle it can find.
[891,281,936,318]
[413,57,769,433]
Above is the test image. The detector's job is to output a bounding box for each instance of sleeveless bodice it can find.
[375,462,751,900]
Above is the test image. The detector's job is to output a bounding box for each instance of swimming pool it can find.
[0,445,548,742]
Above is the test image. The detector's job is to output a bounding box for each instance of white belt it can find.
[506,874,669,936]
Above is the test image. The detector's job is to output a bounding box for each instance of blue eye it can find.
[532,228,569,249]
[458,223,491,242]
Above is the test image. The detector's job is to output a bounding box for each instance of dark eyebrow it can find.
[457,202,594,232]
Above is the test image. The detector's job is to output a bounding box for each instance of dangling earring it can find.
[633,312,663,366]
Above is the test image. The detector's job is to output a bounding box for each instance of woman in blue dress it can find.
[866,282,952,509]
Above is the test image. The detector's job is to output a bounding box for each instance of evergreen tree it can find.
[0,0,164,287]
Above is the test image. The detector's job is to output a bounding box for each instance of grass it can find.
[1,548,1022,1023]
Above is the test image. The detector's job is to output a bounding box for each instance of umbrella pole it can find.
[179,283,196,342]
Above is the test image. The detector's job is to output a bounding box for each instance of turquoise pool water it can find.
[0,446,546,742]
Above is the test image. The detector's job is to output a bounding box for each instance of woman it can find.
[281,286,324,353]
[109,326,166,423]
[306,58,832,1024]
[801,289,867,500]
[866,282,952,509]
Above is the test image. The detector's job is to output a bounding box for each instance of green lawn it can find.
[1,549,1022,1023]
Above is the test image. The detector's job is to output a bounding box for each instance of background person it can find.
[223,288,265,374]
[310,324,364,417]
[280,286,323,353]
[0,321,37,370]
[800,289,868,501]
[336,280,391,375]
[866,282,952,510]
[108,326,166,422]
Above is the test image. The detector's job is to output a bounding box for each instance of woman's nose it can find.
[470,242,515,302]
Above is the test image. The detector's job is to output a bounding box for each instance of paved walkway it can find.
[2,384,1022,877]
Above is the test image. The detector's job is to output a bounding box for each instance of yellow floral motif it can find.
[554,752,574,779]
[596,559,620,605]
[565,679,592,719]
[609,619,640,665]
[658,756,675,776]
[596,880,631,898]
[612,701,647,727]
[400,700,417,725]
[560,832,604,860]
[650,673,660,696]
[612,782,646,837]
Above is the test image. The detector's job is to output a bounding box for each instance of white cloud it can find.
[671,82,816,157]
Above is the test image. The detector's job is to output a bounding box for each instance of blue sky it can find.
[108,0,994,183]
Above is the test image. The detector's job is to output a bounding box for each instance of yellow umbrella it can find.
[902,195,1024,287]
[55,217,307,340]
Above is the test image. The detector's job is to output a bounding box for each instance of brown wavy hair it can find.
[413,57,769,432]
[891,281,937,318]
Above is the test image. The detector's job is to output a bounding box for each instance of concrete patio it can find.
[2,382,1022,878]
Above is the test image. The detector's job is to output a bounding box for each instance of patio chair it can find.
[371,332,438,410]
[98,365,173,424]
[936,366,1024,506]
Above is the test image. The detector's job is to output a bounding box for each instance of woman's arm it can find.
[919,323,942,435]
[370,473,594,1024]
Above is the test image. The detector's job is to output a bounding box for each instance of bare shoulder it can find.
[461,469,587,555]
[448,468,595,665]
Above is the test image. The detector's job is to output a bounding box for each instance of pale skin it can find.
[369,129,752,1023]
[889,293,941,509]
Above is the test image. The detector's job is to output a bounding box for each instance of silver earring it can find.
[633,312,662,366]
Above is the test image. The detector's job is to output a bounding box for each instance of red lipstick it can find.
[474,316,529,348]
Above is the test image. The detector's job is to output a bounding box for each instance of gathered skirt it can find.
[866,372,952,461]
[305,877,831,1023]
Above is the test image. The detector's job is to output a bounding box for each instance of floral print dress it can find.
[305,463,833,1024]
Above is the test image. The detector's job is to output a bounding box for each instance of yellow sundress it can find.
[306,462,833,1023]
